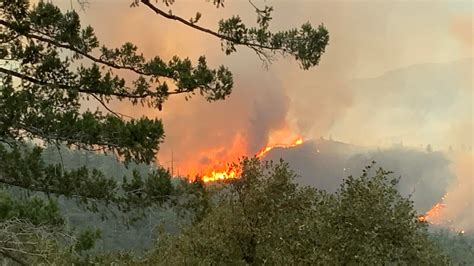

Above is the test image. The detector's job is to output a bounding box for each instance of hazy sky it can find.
[47,0,473,173]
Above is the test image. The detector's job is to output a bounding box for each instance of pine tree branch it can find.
[1,19,218,96]
[0,66,197,99]
[0,19,151,77]
[140,0,284,53]
[89,94,133,119]
[15,122,122,151]
[0,66,149,99]
[0,177,106,204]
[139,0,329,70]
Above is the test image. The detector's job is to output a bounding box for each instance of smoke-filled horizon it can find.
[48,0,472,228]
[68,0,471,164]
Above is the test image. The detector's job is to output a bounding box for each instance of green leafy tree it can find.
[0,0,328,209]
[150,159,449,265]
[0,0,328,263]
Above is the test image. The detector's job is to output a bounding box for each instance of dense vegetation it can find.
[149,159,448,265]
[430,228,474,265]
[3,154,472,264]
[1,0,472,265]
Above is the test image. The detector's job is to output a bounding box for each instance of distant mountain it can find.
[264,139,454,213]
[330,58,473,149]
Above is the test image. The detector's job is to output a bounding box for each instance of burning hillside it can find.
[419,194,447,223]
[200,136,304,183]
[419,202,446,223]
[255,137,303,159]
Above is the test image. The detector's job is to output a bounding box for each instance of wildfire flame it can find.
[419,203,446,222]
[418,197,466,233]
[419,193,447,223]
[200,137,304,183]
[255,137,304,158]
[202,169,238,183]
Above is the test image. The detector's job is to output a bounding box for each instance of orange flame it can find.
[419,202,446,222]
[201,169,238,183]
[419,193,448,223]
[201,136,304,183]
[255,137,304,158]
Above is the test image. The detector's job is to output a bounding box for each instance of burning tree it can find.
[0,0,328,263]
